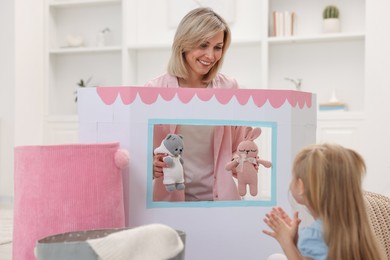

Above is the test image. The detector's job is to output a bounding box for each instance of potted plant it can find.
[74,76,92,102]
[322,5,340,33]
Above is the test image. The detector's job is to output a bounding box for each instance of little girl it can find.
[263,143,385,260]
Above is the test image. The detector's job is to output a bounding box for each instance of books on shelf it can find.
[319,101,348,111]
[272,11,295,37]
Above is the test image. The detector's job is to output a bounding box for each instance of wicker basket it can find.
[364,191,390,259]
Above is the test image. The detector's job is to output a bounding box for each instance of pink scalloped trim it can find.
[96,87,312,109]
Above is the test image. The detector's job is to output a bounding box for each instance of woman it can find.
[145,7,246,202]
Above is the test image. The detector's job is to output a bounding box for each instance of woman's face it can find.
[184,31,224,78]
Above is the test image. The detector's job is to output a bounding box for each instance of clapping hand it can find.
[263,207,301,246]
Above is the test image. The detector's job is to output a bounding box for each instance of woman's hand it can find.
[153,153,168,178]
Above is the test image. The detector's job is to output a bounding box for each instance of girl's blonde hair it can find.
[293,143,383,260]
[167,7,231,84]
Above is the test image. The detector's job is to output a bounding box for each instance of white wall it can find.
[0,0,15,204]
[0,0,45,204]
[14,0,44,147]
[363,0,390,196]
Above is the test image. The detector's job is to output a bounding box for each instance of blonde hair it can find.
[167,7,231,84]
[293,143,383,260]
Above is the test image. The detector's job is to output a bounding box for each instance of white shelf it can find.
[49,0,121,8]
[127,39,264,51]
[50,45,122,54]
[318,111,365,121]
[127,43,170,51]
[46,114,79,122]
[231,39,264,47]
[268,32,365,44]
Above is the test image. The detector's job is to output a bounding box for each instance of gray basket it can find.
[36,227,186,260]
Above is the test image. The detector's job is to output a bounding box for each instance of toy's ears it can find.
[166,134,183,140]
[166,134,175,140]
[245,127,261,141]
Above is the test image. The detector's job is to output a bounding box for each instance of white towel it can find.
[87,224,184,260]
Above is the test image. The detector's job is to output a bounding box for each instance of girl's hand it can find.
[269,207,300,244]
[272,207,293,225]
[262,209,301,246]
[153,153,168,178]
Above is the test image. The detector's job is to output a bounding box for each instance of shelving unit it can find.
[45,0,122,117]
[43,0,366,144]
[267,0,365,111]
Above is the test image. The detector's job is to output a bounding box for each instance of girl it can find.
[263,143,385,260]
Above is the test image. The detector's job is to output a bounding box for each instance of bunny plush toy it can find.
[225,127,272,197]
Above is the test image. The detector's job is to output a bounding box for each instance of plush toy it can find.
[225,127,272,197]
[154,134,185,192]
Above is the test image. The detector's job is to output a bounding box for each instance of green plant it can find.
[77,76,92,88]
[74,76,92,102]
[323,5,339,19]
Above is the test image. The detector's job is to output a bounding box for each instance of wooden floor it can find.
[0,206,13,260]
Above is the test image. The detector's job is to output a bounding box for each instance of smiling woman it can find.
[145,7,235,90]
[145,8,248,203]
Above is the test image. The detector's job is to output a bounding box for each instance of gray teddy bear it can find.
[154,134,185,192]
